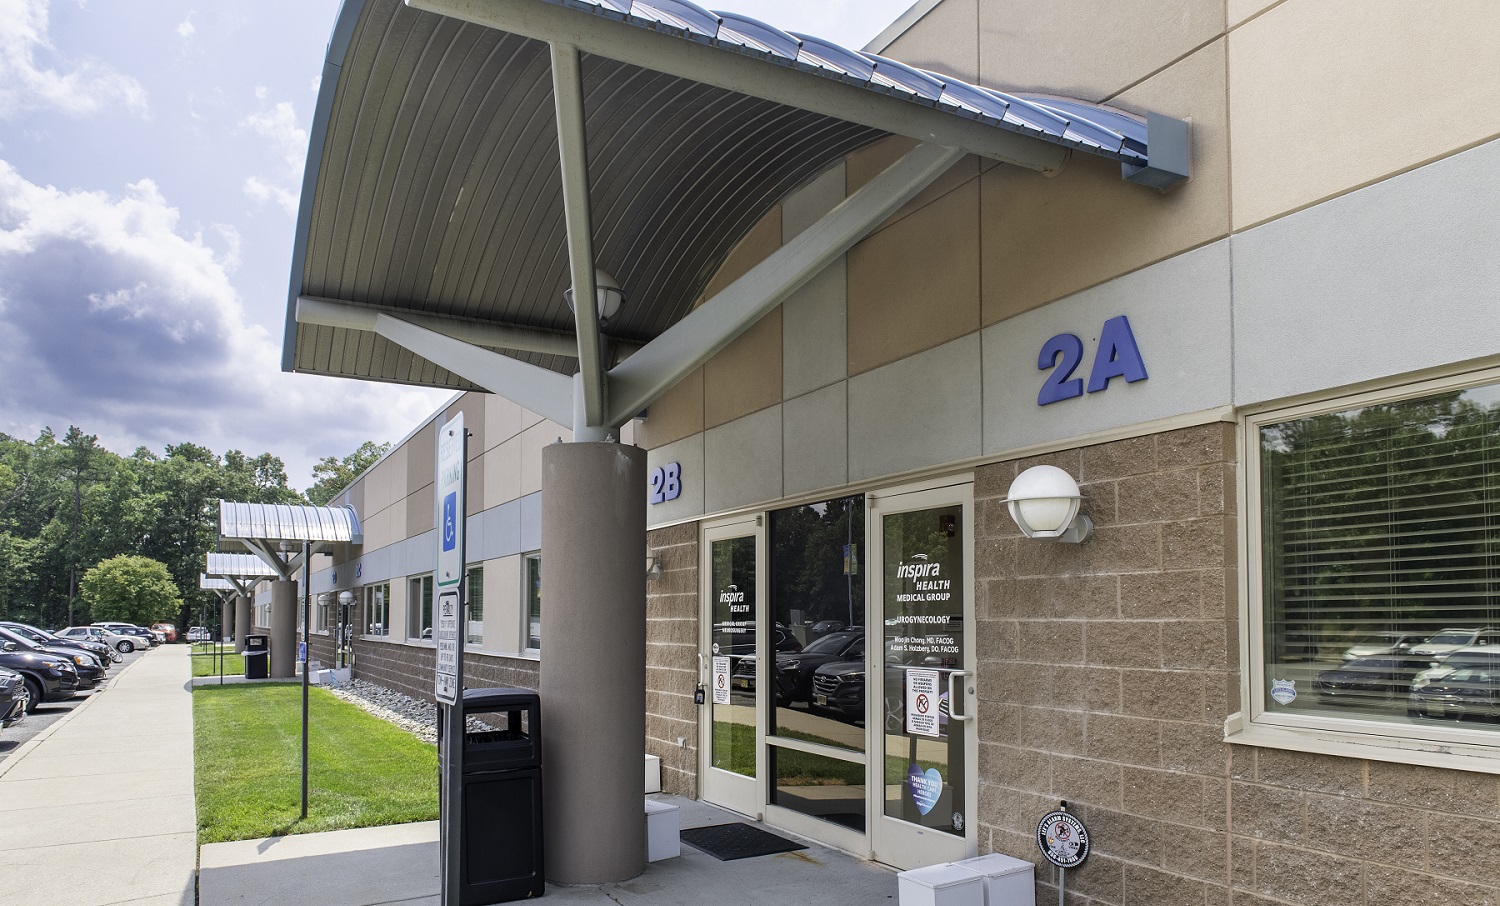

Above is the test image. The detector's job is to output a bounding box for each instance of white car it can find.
[57,625,137,654]
[186,627,212,642]
[1342,632,1425,661]
[1409,628,1500,660]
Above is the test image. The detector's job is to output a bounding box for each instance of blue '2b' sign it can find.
[649,463,682,505]
[442,492,458,552]
[1038,315,1148,406]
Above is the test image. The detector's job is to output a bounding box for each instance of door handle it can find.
[948,670,974,722]
[697,652,707,683]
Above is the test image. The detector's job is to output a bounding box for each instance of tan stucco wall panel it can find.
[977,0,1225,101]
[635,366,704,451]
[882,0,979,82]
[848,180,981,376]
[1229,0,1500,230]
[483,438,522,511]
[980,39,1229,326]
[704,307,782,430]
[519,420,567,497]
[483,392,525,451]
[845,136,983,233]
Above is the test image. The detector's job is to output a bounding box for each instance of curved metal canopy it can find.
[219,502,363,546]
[283,0,1188,397]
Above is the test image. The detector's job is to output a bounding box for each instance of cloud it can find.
[176,17,195,39]
[241,96,306,215]
[0,0,148,118]
[0,159,450,487]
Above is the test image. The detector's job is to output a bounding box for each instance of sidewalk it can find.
[0,645,196,906]
[200,796,898,906]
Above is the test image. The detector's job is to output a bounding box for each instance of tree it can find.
[307,441,391,505]
[79,555,182,627]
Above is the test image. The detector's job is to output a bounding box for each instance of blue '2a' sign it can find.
[1037,315,1148,406]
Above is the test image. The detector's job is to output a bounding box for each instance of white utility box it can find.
[897,863,984,906]
[951,853,1035,906]
[644,799,680,862]
[645,754,662,793]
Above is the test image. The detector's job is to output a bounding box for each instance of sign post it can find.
[436,412,467,906]
[1037,801,1090,906]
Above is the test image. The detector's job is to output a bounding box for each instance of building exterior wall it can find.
[252,1,1500,901]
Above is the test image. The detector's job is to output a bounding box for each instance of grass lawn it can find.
[190,645,244,677]
[194,684,437,843]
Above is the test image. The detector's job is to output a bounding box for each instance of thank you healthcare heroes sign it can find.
[434,411,465,706]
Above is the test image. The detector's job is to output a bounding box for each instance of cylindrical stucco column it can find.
[221,598,234,645]
[541,441,646,885]
[234,595,252,653]
[270,580,297,678]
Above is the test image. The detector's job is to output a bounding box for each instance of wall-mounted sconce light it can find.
[1005,465,1093,544]
[646,555,663,581]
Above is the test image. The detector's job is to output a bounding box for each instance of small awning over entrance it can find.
[283,0,1189,425]
[217,502,362,581]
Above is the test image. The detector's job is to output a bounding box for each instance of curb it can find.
[0,648,152,781]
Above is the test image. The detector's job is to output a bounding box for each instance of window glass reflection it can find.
[767,496,866,751]
[771,745,866,833]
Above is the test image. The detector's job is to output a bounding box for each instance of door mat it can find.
[680,823,809,861]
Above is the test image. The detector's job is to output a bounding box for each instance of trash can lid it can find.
[462,687,539,708]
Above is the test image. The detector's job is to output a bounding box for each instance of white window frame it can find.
[522,552,541,656]
[466,566,484,647]
[1231,364,1500,773]
[408,574,435,643]
[364,582,390,637]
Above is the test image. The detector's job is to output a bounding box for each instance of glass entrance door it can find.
[699,520,763,817]
[869,483,977,868]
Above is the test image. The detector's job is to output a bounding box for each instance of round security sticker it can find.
[1037,810,1090,868]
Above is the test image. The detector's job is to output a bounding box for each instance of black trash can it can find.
[448,687,544,904]
[243,634,269,680]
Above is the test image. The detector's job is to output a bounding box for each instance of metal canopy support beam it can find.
[297,296,628,361]
[551,41,606,436]
[371,313,575,426]
[606,141,966,425]
[408,0,1068,173]
[243,540,294,581]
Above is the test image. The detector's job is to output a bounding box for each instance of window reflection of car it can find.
[1409,628,1498,659]
[770,630,863,705]
[1313,655,1438,704]
[724,627,802,692]
[1407,648,1500,706]
[1341,632,1424,661]
[1411,667,1500,721]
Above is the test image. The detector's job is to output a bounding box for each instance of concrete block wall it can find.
[646,522,699,798]
[348,636,538,706]
[974,422,1239,905]
[975,421,1500,904]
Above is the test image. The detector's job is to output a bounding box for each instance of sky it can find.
[0,0,917,491]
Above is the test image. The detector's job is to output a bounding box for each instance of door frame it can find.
[697,514,766,819]
[866,477,978,869]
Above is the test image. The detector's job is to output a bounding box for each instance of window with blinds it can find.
[466,567,484,646]
[1259,380,1500,727]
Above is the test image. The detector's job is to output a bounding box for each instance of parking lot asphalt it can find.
[0,644,196,906]
[0,647,150,763]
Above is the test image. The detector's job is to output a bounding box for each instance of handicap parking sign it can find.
[442,492,457,552]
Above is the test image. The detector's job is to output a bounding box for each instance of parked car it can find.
[150,623,178,643]
[1410,628,1500,659]
[771,630,866,705]
[93,623,160,650]
[1,621,116,665]
[0,640,79,713]
[0,627,105,690]
[1411,667,1500,721]
[185,626,212,643]
[0,666,26,729]
[1313,655,1439,705]
[57,625,135,654]
[1341,631,1425,661]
